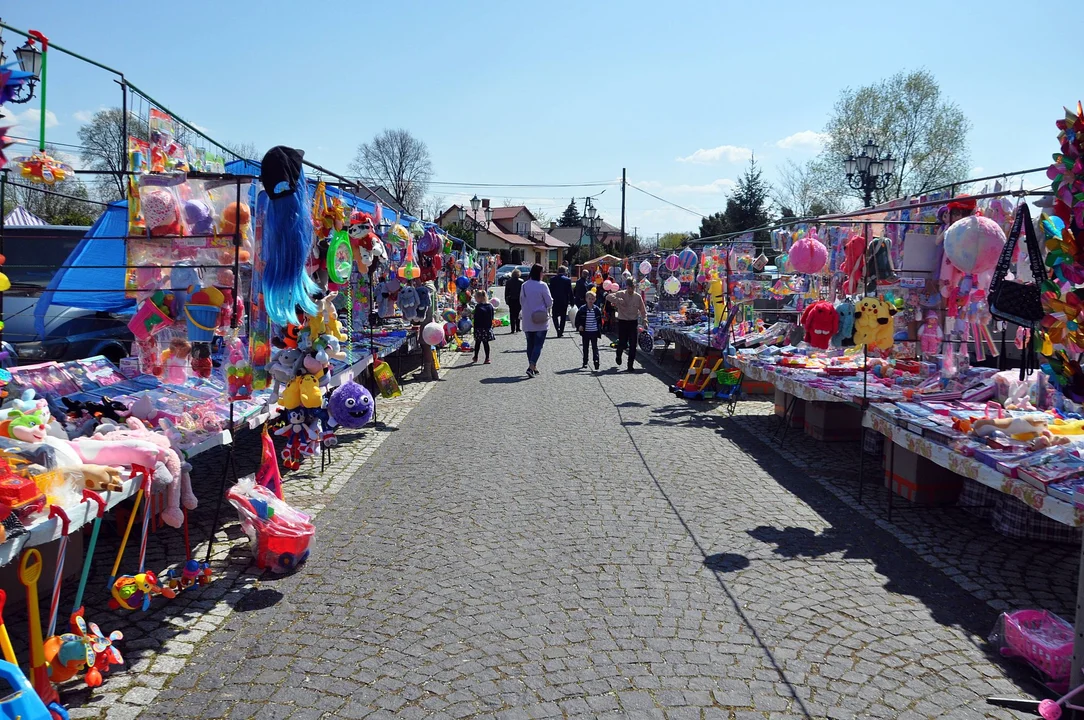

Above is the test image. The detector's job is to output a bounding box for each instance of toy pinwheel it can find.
[1046,351,1084,403]
[1049,102,1084,229]
[1042,214,1084,284]
[1040,288,1084,356]
[0,63,33,106]
[0,126,12,169]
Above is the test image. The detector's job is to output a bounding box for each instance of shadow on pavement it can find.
[480,376,530,384]
[702,552,750,573]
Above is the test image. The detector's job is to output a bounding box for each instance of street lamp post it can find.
[456,194,493,247]
[0,30,42,104]
[844,139,896,208]
[583,198,603,250]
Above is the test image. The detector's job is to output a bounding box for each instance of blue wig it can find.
[262,168,319,326]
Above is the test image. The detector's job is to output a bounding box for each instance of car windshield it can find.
[518,266,532,274]
[497,265,517,273]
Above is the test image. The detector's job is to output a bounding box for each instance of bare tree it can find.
[420,194,446,222]
[773,159,845,217]
[224,140,261,161]
[819,69,970,205]
[533,207,552,226]
[348,129,432,214]
[76,108,148,201]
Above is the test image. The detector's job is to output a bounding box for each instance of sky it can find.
[2,0,1079,237]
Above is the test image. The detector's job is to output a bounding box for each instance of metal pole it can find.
[620,167,626,252]
[0,171,5,350]
[119,78,127,176]
[1070,538,1084,690]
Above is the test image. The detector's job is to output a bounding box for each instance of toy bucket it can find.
[185,304,219,342]
[128,300,172,340]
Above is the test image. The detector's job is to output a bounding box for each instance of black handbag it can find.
[989,203,1046,327]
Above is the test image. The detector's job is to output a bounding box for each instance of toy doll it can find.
[919,316,943,355]
[160,338,191,385]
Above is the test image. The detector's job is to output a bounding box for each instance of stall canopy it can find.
[3,206,46,226]
[34,200,132,338]
[579,254,624,269]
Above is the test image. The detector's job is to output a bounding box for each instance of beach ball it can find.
[639,260,652,275]
[665,254,680,271]
[455,276,470,290]
[458,318,473,333]
[466,268,476,278]
[790,232,828,274]
[421,322,445,345]
[490,297,501,309]
[678,248,698,269]
[663,276,681,295]
[944,215,1006,274]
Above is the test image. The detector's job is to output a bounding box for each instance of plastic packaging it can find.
[227,476,314,573]
[991,609,1073,682]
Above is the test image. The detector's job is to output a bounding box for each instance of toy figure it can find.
[852,297,897,351]
[160,338,191,385]
[110,571,175,611]
[919,316,943,355]
[831,300,855,348]
[800,301,839,350]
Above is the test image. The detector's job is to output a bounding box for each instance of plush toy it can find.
[853,296,897,351]
[831,300,855,347]
[328,381,374,429]
[398,285,419,321]
[800,301,839,350]
[919,316,943,355]
[841,235,866,294]
[184,199,214,235]
[790,228,828,274]
[142,187,182,237]
[972,415,1071,449]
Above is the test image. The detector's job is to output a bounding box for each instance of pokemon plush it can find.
[801,301,839,350]
[853,297,896,351]
[831,300,855,348]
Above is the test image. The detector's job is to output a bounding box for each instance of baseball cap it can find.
[260,146,305,199]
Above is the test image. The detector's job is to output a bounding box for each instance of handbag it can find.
[989,204,1046,327]
[528,282,549,324]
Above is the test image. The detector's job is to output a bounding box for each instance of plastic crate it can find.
[1002,609,1073,681]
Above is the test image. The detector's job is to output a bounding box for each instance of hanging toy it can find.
[790,227,828,274]
[397,232,421,280]
[919,316,943,356]
[801,301,839,350]
[852,297,897,351]
[328,381,375,429]
[325,230,353,286]
[260,146,319,327]
[831,300,855,348]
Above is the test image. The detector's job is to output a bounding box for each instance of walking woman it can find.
[519,263,552,377]
[505,268,524,333]
[607,277,648,372]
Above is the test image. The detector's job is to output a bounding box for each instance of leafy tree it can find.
[558,198,581,227]
[658,232,690,250]
[349,128,432,214]
[77,108,149,201]
[443,222,473,245]
[699,211,728,239]
[819,69,970,205]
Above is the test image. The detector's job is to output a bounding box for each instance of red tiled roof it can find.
[490,206,534,222]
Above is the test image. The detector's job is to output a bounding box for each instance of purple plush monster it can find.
[328,381,374,429]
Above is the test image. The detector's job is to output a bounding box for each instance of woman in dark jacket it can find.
[504,268,524,333]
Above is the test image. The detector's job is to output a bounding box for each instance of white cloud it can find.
[970,166,984,177]
[4,107,59,135]
[192,123,211,133]
[669,178,736,195]
[73,109,94,123]
[676,145,752,164]
[776,130,828,150]
[633,180,663,189]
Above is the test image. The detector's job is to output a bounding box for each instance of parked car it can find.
[1,224,132,365]
[496,264,533,286]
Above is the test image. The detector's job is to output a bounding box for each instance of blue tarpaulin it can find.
[33,163,447,338]
[34,200,133,338]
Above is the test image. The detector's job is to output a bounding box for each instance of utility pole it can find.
[620,168,626,252]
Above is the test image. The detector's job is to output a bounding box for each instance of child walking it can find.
[576,290,603,370]
[472,290,495,364]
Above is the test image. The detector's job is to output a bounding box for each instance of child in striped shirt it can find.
[576,291,603,370]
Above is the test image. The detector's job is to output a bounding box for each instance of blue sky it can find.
[2,0,1076,237]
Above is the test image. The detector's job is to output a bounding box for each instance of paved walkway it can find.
[136,330,1053,719]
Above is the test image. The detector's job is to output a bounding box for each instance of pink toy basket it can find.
[1001,610,1073,682]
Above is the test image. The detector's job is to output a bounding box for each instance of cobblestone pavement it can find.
[105,329,1075,719]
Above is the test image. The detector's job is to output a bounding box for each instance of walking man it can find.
[607,277,648,372]
[548,266,572,338]
[573,270,591,309]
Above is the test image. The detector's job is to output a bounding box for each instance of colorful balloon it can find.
[639,260,652,274]
[665,254,680,271]
[663,276,681,294]
[944,215,1006,274]
[678,248,698,269]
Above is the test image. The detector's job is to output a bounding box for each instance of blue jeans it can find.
[525,330,547,365]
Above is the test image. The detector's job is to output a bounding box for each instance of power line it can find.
[627,183,706,219]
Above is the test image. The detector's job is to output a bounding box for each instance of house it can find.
[548,219,623,249]
[436,200,569,270]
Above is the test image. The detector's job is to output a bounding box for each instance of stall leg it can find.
[857,427,867,505]
[776,395,796,443]
[887,439,896,522]
[1070,531,1084,696]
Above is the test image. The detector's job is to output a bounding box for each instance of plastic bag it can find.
[227,475,314,572]
[372,360,401,398]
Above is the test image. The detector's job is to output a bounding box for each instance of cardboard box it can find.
[804,401,863,442]
[774,388,805,427]
[883,438,963,506]
[742,379,774,395]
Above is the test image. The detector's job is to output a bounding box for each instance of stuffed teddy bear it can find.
[801,301,839,350]
[853,297,897,351]
[831,300,855,348]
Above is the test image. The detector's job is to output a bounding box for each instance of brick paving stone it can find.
[24,328,1065,719]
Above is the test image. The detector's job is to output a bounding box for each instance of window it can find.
[515,221,529,236]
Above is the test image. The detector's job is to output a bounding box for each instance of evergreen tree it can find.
[699,212,729,239]
[558,198,582,227]
[724,157,773,250]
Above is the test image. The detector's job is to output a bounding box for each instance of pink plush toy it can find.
[919,316,943,355]
[790,228,829,275]
[841,235,866,294]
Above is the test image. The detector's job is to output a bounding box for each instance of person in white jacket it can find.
[519,263,553,377]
